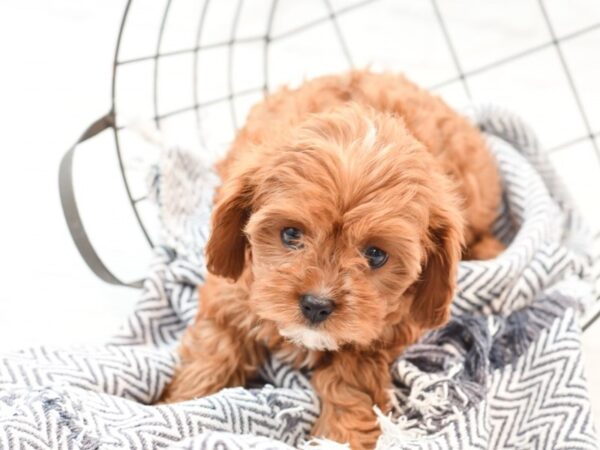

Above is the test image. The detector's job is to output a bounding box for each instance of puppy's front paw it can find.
[303,436,351,450]
[160,360,231,403]
[311,414,380,450]
[159,313,265,404]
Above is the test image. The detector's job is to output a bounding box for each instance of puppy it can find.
[161,71,503,449]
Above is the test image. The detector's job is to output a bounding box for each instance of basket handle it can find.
[59,113,143,289]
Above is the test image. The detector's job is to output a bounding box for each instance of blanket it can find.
[1,107,598,449]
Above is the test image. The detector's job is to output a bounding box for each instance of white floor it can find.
[1,0,599,433]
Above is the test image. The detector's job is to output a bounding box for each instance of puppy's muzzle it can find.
[300,294,335,324]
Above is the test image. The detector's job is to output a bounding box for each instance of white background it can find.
[1,0,599,431]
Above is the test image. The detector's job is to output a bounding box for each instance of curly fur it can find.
[161,70,503,449]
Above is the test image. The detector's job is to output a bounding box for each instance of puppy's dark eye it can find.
[281,227,303,249]
[363,246,388,269]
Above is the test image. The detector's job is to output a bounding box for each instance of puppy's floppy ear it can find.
[205,176,253,281]
[411,207,464,329]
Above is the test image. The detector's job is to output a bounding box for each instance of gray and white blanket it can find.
[1,108,598,449]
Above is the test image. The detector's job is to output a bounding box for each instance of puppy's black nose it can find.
[299,294,334,324]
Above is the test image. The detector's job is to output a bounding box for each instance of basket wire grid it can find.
[59,0,600,327]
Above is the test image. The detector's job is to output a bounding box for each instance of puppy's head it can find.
[206,104,464,351]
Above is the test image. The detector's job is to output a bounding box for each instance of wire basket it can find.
[59,0,600,326]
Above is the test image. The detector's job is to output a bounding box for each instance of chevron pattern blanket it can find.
[1,108,598,449]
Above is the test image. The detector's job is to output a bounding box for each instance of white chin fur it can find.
[279,326,339,351]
